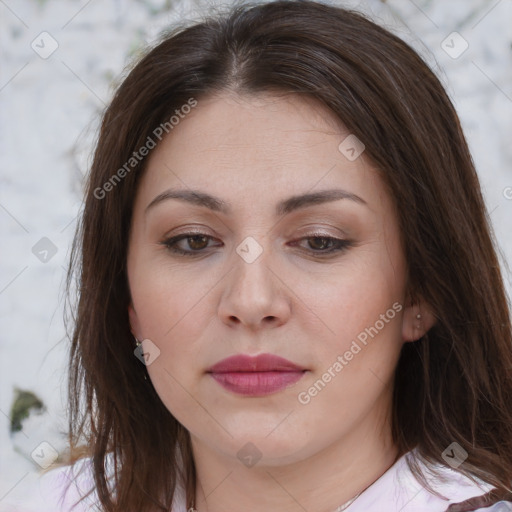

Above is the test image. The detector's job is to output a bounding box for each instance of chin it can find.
[205,427,316,467]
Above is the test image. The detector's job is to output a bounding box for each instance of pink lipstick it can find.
[207,353,307,396]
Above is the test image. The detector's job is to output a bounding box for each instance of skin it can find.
[127,92,435,512]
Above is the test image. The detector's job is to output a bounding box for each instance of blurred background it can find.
[0,0,511,507]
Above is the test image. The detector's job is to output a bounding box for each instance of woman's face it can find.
[127,92,425,466]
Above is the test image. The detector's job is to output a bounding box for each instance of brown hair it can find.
[67,1,512,510]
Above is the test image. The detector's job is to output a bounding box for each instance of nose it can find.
[217,240,292,331]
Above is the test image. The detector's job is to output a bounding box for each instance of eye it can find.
[161,233,352,258]
[161,233,221,257]
[291,235,352,256]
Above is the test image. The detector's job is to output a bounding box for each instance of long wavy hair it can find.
[66,1,512,510]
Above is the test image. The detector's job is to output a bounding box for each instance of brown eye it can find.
[187,235,209,250]
[290,235,353,256]
[307,236,335,251]
[161,233,219,256]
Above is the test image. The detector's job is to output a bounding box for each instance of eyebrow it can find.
[145,188,367,217]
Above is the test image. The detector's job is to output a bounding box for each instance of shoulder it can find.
[38,457,99,511]
[481,505,512,512]
[444,489,512,512]
[351,450,512,512]
[27,455,189,512]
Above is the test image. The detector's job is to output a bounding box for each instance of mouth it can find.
[206,353,307,396]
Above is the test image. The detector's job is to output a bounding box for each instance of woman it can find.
[29,1,512,511]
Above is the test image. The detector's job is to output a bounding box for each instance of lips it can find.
[208,353,306,373]
[207,353,307,396]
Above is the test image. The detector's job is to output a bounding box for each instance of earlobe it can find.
[128,304,142,340]
[402,301,436,342]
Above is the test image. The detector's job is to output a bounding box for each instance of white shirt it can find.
[2,451,511,512]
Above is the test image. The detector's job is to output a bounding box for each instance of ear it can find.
[402,299,436,342]
[128,303,142,341]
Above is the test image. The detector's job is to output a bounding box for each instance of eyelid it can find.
[295,229,345,238]
[292,222,350,239]
[164,225,215,236]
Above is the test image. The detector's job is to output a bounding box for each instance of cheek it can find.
[128,261,218,413]
[291,268,403,450]
[294,246,404,351]
[132,273,212,424]
[129,255,220,342]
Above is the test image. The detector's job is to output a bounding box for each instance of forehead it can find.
[135,92,386,217]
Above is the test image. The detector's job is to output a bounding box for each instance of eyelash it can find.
[160,232,352,258]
